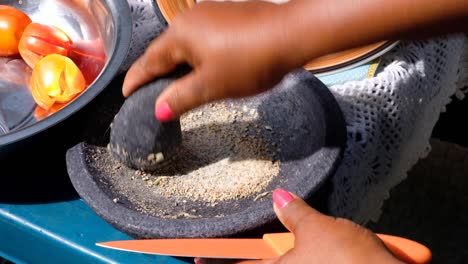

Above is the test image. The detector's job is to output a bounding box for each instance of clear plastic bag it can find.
[0,57,36,135]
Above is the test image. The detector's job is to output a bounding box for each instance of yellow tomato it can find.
[30,54,86,110]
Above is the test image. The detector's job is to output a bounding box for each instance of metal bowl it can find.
[0,1,131,149]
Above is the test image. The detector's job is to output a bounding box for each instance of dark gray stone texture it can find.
[66,69,347,239]
[109,75,182,171]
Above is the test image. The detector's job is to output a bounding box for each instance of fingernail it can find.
[155,102,174,122]
[194,258,202,264]
[273,188,294,209]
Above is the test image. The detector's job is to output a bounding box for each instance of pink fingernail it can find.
[155,102,174,122]
[194,258,202,264]
[272,188,294,209]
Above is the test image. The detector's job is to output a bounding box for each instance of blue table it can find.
[0,62,376,264]
[0,199,189,264]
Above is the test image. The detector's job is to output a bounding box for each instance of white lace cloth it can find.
[328,36,467,224]
[125,1,468,225]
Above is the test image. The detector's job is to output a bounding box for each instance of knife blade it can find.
[97,232,431,263]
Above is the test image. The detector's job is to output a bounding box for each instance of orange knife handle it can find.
[377,233,432,264]
[264,233,431,264]
[263,233,295,256]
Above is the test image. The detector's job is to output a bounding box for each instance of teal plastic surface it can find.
[0,199,189,264]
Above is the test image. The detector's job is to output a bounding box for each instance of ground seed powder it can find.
[145,102,280,203]
[93,101,281,217]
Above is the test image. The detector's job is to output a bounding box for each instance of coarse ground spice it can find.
[91,101,281,217]
[145,101,280,203]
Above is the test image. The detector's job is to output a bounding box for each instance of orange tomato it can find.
[0,5,32,56]
[30,54,86,110]
[18,23,73,68]
[34,103,66,120]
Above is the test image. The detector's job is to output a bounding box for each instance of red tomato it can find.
[69,39,107,85]
[30,54,86,110]
[18,23,73,68]
[0,5,32,56]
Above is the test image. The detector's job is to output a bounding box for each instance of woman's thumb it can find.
[272,189,330,234]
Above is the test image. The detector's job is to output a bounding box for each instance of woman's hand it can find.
[197,189,403,264]
[123,0,468,122]
[122,1,301,122]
